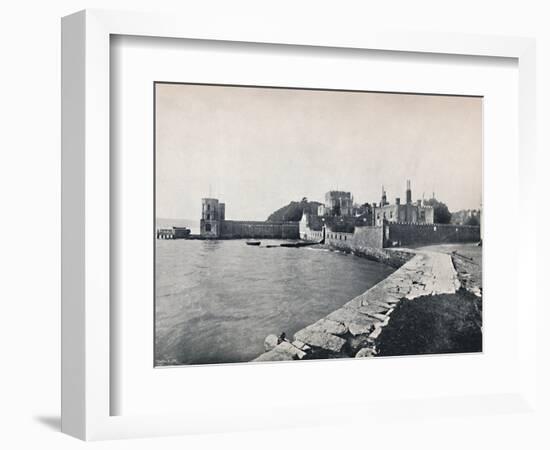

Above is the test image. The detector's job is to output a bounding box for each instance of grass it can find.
[376,288,482,357]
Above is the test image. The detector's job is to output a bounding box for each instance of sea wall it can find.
[324,226,384,249]
[220,220,299,239]
[386,223,480,247]
[326,241,413,269]
[308,224,409,268]
[300,213,480,249]
[254,249,461,362]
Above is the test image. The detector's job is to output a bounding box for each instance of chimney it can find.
[406,180,412,204]
[416,199,422,207]
[396,197,401,205]
[381,185,387,206]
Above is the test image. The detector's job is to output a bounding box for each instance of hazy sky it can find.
[156,83,482,221]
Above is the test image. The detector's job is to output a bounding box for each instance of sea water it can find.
[155,239,394,365]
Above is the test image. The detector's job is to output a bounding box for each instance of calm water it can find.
[155,239,394,365]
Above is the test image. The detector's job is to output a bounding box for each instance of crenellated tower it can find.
[200,198,222,237]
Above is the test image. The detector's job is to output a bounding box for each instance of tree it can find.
[465,215,480,226]
[267,199,322,222]
[424,198,452,224]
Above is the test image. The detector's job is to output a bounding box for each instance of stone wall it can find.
[325,226,384,250]
[220,220,299,239]
[353,226,384,248]
[386,223,480,247]
[324,230,354,244]
[255,249,461,362]
[300,213,480,249]
[323,240,412,268]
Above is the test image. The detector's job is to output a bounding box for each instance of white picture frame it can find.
[61,9,537,441]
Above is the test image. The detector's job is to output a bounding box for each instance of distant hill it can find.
[267,199,322,222]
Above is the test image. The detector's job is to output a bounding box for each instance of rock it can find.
[353,303,388,315]
[308,318,348,336]
[292,340,311,352]
[369,325,383,340]
[254,342,306,362]
[366,299,394,310]
[348,321,374,337]
[362,312,388,321]
[264,334,279,352]
[327,307,376,328]
[357,284,402,305]
[254,346,295,362]
[355,347,376,358]
[348,333,372,352]
[325,307,377,337]
[294,328,346,354]
[278,341,307,359]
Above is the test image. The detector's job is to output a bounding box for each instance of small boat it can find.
[246,240,261,246]
[279,241,315,248]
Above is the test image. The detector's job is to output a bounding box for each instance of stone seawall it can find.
[322,240,413,269]
[220,220,299,239]
[254,248,461,362]
[387,223,480,247]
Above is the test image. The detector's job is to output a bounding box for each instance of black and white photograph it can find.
[4,0,547,447]
[154,83,483,366]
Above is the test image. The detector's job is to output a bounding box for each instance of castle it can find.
[300,180,479,248]
[200,197,299,239]
[317,191,354,217]
[371,180,434,226]
[197,179,480,247]
[313,181,433,227]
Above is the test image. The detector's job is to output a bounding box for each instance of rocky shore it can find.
[254,243,482,362]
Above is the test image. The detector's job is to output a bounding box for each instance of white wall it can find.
[0,1,548,449]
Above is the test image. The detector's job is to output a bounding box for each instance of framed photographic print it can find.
[153,82,482,367]
[62,9,537,440]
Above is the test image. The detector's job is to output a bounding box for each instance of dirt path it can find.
[415,243,482,297]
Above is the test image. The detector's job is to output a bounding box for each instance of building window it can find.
[207,213,210,220]
[207,204,210,211]
[205,223,212,232]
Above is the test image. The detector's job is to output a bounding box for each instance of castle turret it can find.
[200,198,222,237]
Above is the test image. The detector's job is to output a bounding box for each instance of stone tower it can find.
[200,198,222,237]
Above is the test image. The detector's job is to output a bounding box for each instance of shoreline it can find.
[254,242,482,362]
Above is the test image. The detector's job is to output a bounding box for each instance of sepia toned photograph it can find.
[154,83,482,366]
